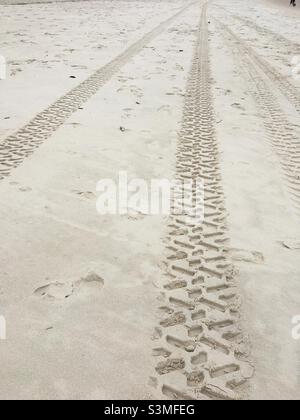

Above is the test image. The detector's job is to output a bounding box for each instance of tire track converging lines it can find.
[217,19,300,215]
[216,5,300,57]
[0,0,197,181]
[214,7,300,115]
[152,4,253,401]
[232,14,300,57]
[232,32,300,116]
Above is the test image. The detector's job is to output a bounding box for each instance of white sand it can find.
[264,0,300,14]
[0,0,300,400]
[0,0,200,400]
[211,0,300,399]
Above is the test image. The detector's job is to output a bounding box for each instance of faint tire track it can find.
[152,4,253,401]
[216,5,300,56]
[216,18,300,214]
[214,6,300,115]
[0,0,196,180]
[233,15,300,56]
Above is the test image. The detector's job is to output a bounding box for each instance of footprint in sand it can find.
[19,186,32,192]
[73,190,95,200]
[228,248,264,264]
[158,104,171,114]
[33,282,74,300]
[10,67,22,76]
[73,272,105,295]
[33,272,104,302]
[126,208,147,221]
[231,102,246,111]
[122,108,133,117]
[282,240,300,250]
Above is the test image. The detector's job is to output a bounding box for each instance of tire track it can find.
[0,0,196,180]
[152,4,253,401]
[233,15,300,56]
[216,5,300,57]
[214,5,300,116]
[216,19,300,214]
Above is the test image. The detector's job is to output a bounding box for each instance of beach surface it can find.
[0,0,300,400]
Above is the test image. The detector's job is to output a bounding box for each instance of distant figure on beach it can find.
[290,0,296,7]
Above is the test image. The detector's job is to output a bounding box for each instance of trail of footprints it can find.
[218,20,300,215]
[152,5,252,401]
[0,0,196,181]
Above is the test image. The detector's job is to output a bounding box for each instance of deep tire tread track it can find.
[152,4,252,401]
[0,0,196,180]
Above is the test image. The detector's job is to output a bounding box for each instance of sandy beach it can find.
[0,0,300,400]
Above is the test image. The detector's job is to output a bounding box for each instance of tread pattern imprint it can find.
[214,14,300,215]
[216,5,300,116]
[0,0,197,181]
[151,3,253,401]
